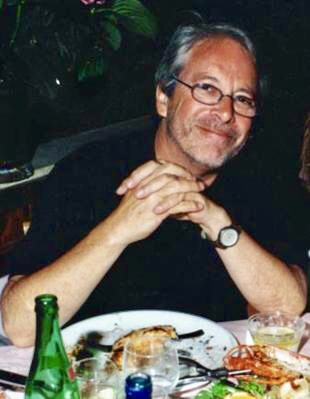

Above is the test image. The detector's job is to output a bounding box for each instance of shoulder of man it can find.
[51,115,159,180]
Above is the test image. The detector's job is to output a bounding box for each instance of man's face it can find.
[156,36,257,172]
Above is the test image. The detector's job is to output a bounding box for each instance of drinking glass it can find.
[122,335,179,394]
[248,310,305,351]
[74,355,120,399]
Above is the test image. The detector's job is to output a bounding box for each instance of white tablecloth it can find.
[1,313,310,375]
[1,313,310,397]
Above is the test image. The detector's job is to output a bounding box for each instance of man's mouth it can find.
[196,125,234,140]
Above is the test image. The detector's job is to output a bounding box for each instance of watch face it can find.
[220,227,239,247]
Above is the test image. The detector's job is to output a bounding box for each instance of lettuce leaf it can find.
[196,381,236,399]
[238,380,267,397]
[195,380,267,399]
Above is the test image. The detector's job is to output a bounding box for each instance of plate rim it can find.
[62,308,237,346]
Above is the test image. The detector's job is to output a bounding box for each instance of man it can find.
[1,23,307,347]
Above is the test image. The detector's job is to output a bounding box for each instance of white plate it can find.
[62,309,237,369]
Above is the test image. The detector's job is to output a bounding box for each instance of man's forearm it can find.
[190,197,307,316]
[0,217,127,347]
[1,177,201,347]
[218,229,307,315]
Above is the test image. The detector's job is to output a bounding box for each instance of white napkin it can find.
[4,391,24,399]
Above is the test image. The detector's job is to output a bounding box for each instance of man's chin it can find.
[186,147,241,173]
[167,127,244,172]
[184,152,227,173]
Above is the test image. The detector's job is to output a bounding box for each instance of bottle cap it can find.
[125,372,152,399]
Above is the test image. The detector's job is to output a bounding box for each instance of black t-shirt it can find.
[6,125,309,325]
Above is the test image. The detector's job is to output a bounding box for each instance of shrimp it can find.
[223,345,310,385]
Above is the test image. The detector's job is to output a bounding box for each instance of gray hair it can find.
[155,23,259,97]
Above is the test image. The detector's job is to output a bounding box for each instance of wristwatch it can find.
[201,223,241,249]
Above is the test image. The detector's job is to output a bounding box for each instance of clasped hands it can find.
[109,160,230,246]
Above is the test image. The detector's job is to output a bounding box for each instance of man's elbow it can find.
[289,264,308,315]
[1,286,35,348]
[2,318,34,348]
[285,296,307,316]
[1,305,35,347]
[272,286,307,316]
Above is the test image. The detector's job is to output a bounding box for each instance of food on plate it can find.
[69,324,208,369]
[196,345,310,398]
[112,325,177,351]
[111,325,178,368]
[69,325,180,366]
[195,378,310,398]
[224,345,310,385]
[195,380,266,399]
[268,378,310,398]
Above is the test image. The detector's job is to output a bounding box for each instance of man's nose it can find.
[211,95,234,123]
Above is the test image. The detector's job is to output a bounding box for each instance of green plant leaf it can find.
[111,0,157,39]
[102,20,122,51]
[0,0,3,12]
[78,56,107,81]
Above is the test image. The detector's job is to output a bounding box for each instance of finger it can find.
[137,160,196,190]
[116,160,160,195]
[136,174,204,199]
[116,160,196,195]
[156,161,195,181]
[182,191,211,211]
[167,200,204,216]
[153,191,204,214]
[152,178,205,205]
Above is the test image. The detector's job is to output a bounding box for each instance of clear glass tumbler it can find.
[123,335,179,394]
[248,310,305,351]
[74,355,119,399]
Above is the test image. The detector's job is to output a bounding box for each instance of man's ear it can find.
[156,85,169,118]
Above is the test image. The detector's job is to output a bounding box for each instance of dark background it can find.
[1,0,310,178]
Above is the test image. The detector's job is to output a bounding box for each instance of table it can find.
[1,313,310,375]
[0,313,309,397]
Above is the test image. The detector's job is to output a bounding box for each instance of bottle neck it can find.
[35,308,60,348]
[33,297,68,366]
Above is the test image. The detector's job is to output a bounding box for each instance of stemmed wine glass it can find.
[122,335,179,394]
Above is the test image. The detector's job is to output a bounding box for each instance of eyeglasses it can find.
[172,74,257,118]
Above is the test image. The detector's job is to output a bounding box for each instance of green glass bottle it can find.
[25,294,80,399]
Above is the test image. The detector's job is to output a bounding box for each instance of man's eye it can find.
[235,95,255,107]
[199,83,219,95]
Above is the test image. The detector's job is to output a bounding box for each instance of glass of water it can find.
[123,335,179,394]
[74,355,120,399]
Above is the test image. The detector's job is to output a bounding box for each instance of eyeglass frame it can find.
[170,74,257,118]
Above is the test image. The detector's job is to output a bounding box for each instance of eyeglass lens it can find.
[193,85,256,117]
